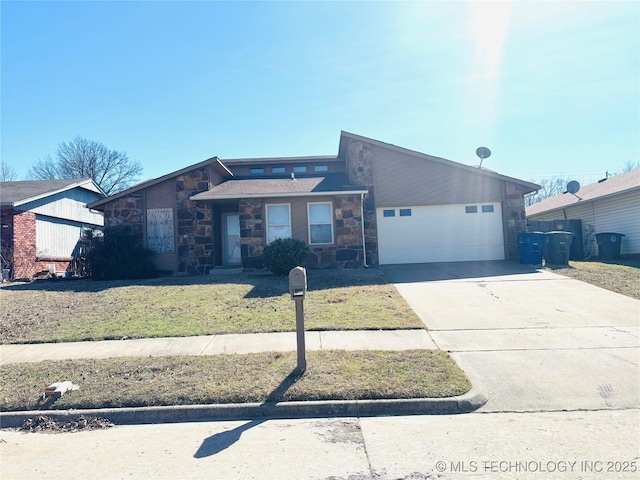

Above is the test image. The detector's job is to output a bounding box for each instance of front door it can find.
[223,214,242,265]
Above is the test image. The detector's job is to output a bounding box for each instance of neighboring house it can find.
[87,131,539,274]
[526,169,640,257]
[0,179,105,279]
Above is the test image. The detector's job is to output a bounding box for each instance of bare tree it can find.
[27,137,142,194]
[26,155,59,181]
[0,160,19,182]
[525,177,572,207]
[617,160,639,174]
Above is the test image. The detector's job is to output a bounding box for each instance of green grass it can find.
[0,269,423,344]
[547,258,640,300]
[0,350,471,412]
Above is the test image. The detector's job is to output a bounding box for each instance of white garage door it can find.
[377,203,505,265]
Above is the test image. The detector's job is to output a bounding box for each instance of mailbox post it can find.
[289,266,307,372]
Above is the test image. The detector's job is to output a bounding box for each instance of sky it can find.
[2,0,638,189]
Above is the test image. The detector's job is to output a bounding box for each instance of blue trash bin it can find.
[517,232,546,266]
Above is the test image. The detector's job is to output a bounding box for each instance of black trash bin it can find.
[595,233,625,260]
[544,231,573,265]
[517,232,546,266]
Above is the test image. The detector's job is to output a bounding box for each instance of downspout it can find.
[360,193,369,267]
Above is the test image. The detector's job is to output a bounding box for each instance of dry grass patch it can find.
[0,350,470,412]
[547,259,640,300]
[0,269,423,344]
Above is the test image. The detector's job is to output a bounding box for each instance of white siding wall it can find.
[36,217,89,258]
[528,191,640,255]
[22,188,104,226]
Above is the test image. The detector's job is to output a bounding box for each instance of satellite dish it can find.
[566,180,580,194]
[476,147,491,160]
[475,147,491,168]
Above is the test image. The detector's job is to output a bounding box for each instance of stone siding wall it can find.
[305,195,364,269]
[176,168,214,274]
[103,194,144,230]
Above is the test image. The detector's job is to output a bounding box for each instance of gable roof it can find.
[88,157,232,210]
[338,131,540,193]
[0,178,105,207]
[190,175,367,201]
[526,168,640,216]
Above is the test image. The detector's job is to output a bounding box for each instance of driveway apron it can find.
[382,261,640,412]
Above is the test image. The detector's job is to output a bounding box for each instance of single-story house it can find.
[87,131,539,274]
[526,168,640,257]
[1,178,105,279]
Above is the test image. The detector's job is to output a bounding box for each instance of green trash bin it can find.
[595,233,625,260]
[544,231,573,265]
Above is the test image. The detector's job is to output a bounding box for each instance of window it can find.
[266,204,291,243]
[383,209,396,217]
[465,206,478,214]
[147,208,175,253]
[399,208,412,217]
[271,167,285,174]
[250,168,264,174]
[293,166,307,173]
[308,202,333,244]
[482,205,494,213]
[314,165,329,172]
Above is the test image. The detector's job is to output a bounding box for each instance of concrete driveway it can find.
[382,261,640,412]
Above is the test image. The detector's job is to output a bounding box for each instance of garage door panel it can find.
[377,203,504,264]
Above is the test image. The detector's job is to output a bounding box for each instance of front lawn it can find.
[547,258,640,299]
[0,269,423,344]
[0,350,470,412]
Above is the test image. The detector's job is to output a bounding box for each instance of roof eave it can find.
[88,157,232,210]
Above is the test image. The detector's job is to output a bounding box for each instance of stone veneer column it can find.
[504,182,528,261]
[347,140,378,265]
[176,168,213,274]
[239,198,264,269]
[334,195,364,268]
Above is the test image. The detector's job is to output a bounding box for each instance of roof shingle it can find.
[1,179,102,207]
[190,175,367,200]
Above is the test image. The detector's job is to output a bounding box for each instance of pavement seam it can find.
[443,346,640,353]
[357,416,377,479]
[197,335,217,356]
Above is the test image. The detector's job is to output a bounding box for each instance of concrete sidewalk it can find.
[0,329,436,365]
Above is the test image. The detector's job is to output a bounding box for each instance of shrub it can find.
[262,238,309,276]
[86,225,157,280]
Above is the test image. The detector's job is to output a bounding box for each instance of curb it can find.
[0,388,487,428]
